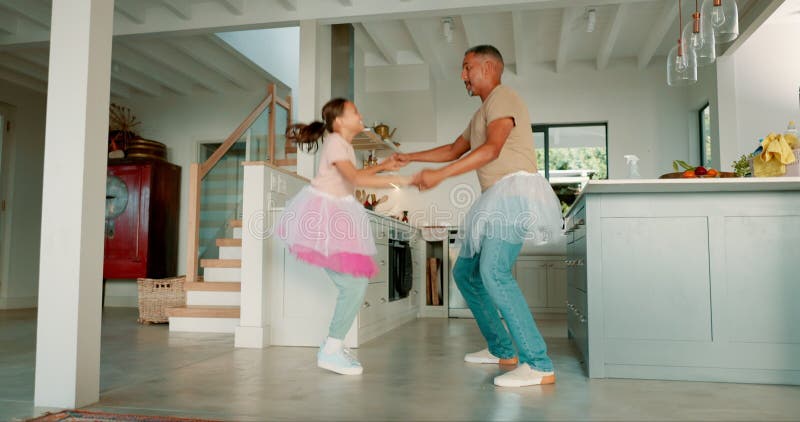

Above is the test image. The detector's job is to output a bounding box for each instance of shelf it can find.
[352,129,400,151]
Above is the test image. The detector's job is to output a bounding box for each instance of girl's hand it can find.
[394,175,414,187]
[380,155,407,171]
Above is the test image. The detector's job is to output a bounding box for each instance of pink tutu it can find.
[277,186,378,278]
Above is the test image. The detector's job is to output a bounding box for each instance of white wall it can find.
[732,22,800,156]
[0,80,46,309]
[109,90,267,300]
[356,50,695,226]
[217,28,300,98]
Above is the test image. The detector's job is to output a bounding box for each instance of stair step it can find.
[202,267,241,282]
[187,291,240,306]
[184,281,241,292]
[216,238,242,247]
[229,219,242,228]
[200,259,241,268]
[219,246,241,260]
[166,305,240,318]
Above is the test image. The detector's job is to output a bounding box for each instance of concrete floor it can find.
[1,308,799,421]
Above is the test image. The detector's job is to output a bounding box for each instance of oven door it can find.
[388,240,412,301]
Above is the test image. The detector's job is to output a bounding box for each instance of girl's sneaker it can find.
[317,347,363,375]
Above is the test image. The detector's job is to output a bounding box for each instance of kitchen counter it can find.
[564,179,800,385]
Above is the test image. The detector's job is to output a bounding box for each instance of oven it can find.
[388,238,413,302]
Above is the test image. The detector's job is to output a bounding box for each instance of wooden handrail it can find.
[186,83,296,282]
[200,93,272,179]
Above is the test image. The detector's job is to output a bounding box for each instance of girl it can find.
[277,98,411,375]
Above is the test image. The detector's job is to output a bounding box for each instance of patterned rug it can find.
[27,409,223,422]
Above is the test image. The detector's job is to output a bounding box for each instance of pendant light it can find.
[668,0,698,86]
[682,0,716,66]
[703,0,739,44]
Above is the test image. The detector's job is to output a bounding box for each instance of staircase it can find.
[166,219,243,333]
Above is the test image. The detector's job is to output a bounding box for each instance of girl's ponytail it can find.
[286,121,325,153]
[285,98,349,154]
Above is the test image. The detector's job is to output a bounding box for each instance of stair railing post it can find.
[186,163,201,282]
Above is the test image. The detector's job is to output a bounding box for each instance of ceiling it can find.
[0,0,772,99]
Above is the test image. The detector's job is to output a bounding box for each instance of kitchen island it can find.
[564,177,800,385]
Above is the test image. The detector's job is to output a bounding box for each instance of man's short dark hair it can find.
[464,45,504,66]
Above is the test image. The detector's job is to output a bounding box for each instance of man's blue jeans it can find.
[452,236,554,372]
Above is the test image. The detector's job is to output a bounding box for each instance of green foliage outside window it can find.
[547,147,608,179]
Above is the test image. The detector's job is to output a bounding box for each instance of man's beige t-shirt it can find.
[462,84,538,192]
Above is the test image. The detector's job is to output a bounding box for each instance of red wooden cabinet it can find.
[103,159,180,279]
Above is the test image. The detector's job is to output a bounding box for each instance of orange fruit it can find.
[707,168,718,177]
[682,170,696,178]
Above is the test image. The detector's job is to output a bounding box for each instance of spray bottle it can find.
[624,155,641,179]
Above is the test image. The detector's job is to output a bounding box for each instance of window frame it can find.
[698,103,711,168]
[532,122,609,180]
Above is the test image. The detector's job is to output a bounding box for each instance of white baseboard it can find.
[0,296,37,309]
[235,325,271,349]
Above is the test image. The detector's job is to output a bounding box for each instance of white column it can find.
[296,20,332,179]
[235,165,270,348]
[715,55,739,171]
[34,0,113,409]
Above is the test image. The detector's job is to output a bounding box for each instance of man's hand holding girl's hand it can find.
[379,155,408,171]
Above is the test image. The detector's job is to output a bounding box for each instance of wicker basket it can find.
[137,276,186,324]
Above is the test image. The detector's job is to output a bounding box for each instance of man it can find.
[401,45,561,387]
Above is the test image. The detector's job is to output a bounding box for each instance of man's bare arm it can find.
[396,136,471,163]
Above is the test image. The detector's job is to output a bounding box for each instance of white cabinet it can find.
[514,256,567,313]
[269,214,419,348]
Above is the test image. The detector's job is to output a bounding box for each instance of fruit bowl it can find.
[658,171,737,179]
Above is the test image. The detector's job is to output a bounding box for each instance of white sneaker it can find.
[317,347,363,375]
[493,363,555,387]
[464,348,519,365]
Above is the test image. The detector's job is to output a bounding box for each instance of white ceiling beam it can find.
[460,14,483,48]
[0,0,671,47]
[597,3,628,71]
[0,12,18,35]
[511,11,527,77]
[403,19,446,81]
[0,53,48,81]
[0,0,50,29]
[720,0,784,57]
[278,0,297,11]
[637,0,678,70]
[11,49,48,67]
[159,0,192,20]
[167,36,261,89]
[556,7,579,73]
[217,0,245,15]
[110,80,132,99]
[112,64,162,97]
[112,44,193,95]
[115,1,147,24]
[122,41,230,93]
[360,22,395,65]
[0,67,47,93]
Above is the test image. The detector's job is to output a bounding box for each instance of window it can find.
[532,123,608,180]
[533,123,608,213]
[699,104,712,168]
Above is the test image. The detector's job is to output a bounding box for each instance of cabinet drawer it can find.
[371,221,389,245]
[359,282,388,327]
[371,244,389,284]
[567,287,588,361]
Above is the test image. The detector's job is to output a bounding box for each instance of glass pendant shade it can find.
[682,12,716,66]
[703,0,739,44]
[667,41,698,86]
